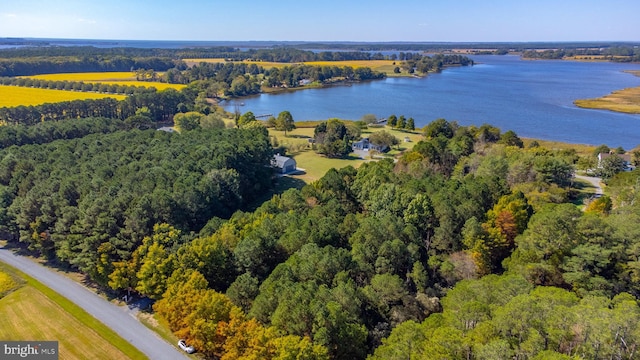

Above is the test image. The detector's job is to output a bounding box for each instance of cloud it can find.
[3,13,18,18]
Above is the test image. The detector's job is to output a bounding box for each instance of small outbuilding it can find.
[157,126,176,133]
[272,154,297,174]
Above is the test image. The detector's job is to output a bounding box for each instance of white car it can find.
[178,339,195,354]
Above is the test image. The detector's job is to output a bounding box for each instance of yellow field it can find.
[0,85,126,107]
[0,286,131,360]
[0,271,18,294]
[25,72,185,91]
[183,58,227,66]
[28,72,137,81]
[183,58,399,74]
[304,60,397,68]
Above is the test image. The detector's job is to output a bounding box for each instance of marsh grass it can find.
[574,87,640,114]
[574,70,640,114]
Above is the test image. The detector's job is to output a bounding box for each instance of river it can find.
[226,55,640,149]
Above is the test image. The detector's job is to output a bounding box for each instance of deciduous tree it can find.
[275,110,295,136]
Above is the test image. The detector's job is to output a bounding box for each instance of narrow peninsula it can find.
[574,70,640,114]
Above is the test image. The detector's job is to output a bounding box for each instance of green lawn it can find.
[289,150,367,182]
[0,262,147,360]
[269,124,424,182]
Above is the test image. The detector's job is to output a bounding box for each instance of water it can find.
[228,55,640,148]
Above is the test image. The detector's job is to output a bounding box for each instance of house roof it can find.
[272,154,295,168]
[598,153,631,162]
[157,126,175,133]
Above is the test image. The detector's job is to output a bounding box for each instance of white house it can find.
[272,154,297,174]
[351,138,388,152]
[597,152,634,171]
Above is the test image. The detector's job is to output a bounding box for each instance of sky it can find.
[1,0,639,42]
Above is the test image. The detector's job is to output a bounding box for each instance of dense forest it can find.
[2,113,639,359]
[0,56,179,76]
[0,127,273,283]
[0,116,128,148]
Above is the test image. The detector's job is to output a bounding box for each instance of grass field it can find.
[25,72,185,91]
[0,85,127,107]
[0,263,147,360]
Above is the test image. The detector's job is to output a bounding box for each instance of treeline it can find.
[0,127,273,284]
[0,45,181,58]
[0,76,157,95]
[294,41,640,52]
[172,62,384,87]
[523,46,640,62]
[0,117,127,148]
[401,54,474,73]
[178,47,391,62]
[264,64,385,87]
[167,62,384,99]
[0,56,179,76]
[0,88,187,125]
[166,62,266,84]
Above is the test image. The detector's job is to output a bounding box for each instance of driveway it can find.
[575,174,603,197]
[0,247,190,360]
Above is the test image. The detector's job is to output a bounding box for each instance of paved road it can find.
[0,247,190,360]
[575,174,603,197]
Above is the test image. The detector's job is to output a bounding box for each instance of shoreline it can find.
[573,70,640,114]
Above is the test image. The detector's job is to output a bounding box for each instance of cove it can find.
[227,55,640,149]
